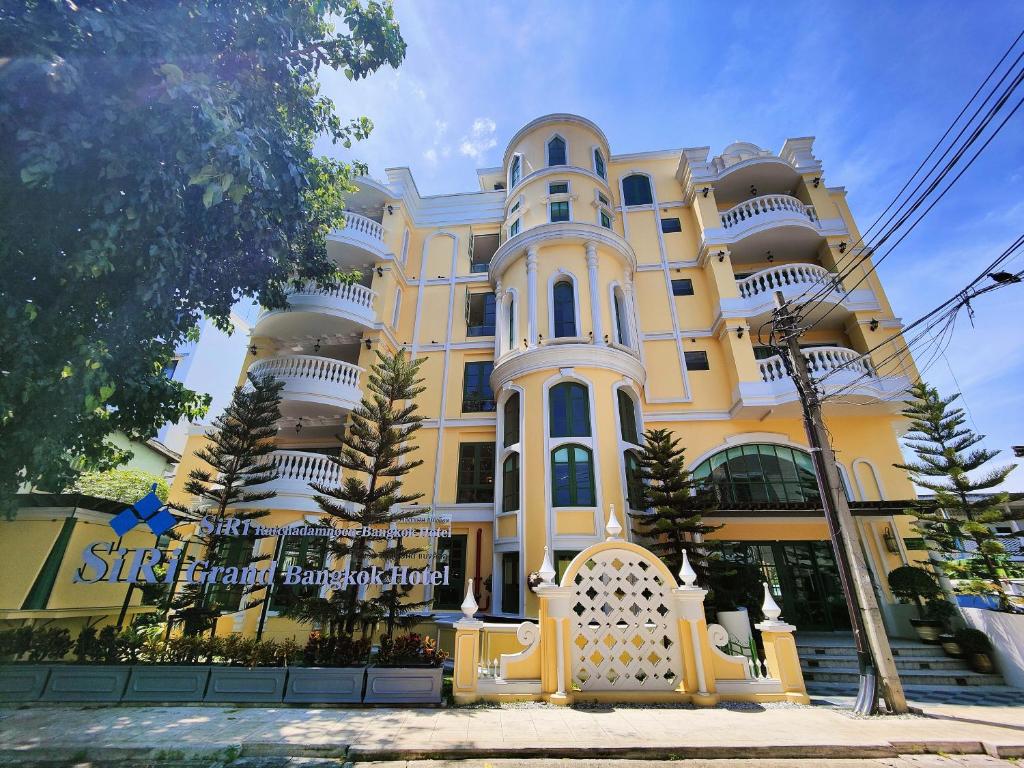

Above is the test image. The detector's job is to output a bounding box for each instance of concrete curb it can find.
[2,738,1023,764]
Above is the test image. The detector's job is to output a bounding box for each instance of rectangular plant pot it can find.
[41,664,130,702]
[204,666,286,703]
[0,664,52,702]
[363,665,443,704]
[123,665,211,702]
[284,666,366,704]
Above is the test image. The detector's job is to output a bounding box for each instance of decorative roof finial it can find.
[761,582,782,623]
[678,549,697,588]
[606,503,623,540]
[461,579,478,618]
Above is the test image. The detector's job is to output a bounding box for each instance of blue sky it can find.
[317,1,1024,490]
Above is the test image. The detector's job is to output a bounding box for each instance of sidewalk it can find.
[2,701,1024,763]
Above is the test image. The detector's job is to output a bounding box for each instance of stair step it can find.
[797,644,949,658]
[802,667,1004,686]
[801,654,970,671]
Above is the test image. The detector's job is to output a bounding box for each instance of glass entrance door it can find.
[433,535,468,610]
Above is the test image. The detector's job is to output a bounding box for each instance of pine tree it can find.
[170,372,284,634]
[286,349,429,642]
[896,381,1023,611]
[628,428,721,587]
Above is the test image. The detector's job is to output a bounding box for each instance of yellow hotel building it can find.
[2,114,924,641]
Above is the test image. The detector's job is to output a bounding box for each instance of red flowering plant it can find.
[375,632,449,667]
[302,630,372,667]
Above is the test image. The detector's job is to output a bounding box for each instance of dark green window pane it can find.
[502,453,520,512]
[549,182,568,194]
[617,389,638,443]
[594,149,606,179]
[467,292,496,336]
[625,451,644,509]
[457,443,495,503]
[551,445,594,507]
[548,136,566,166]
[552,281,576,337]
[271,537,327,611]
[462,361,495,411]
[550,200,570,222]
[622,174,653,206]
[693,443,821,506]
[600,210,612,229]
[501,552,520,614]
[510,156,521,188]
[550,382,590,437]
[503,393,520,447]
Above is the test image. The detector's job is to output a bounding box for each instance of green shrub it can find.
[302,631,371,667]
[28,627,72,662]
[954,628,992,655]
[376,633,448,667]
[0,627,34,660]
[887,566,942,618]
[70,469,170,504]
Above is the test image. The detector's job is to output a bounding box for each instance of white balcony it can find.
[705,194,847,264]
[252,450,340,513]
[328,211,390,266]
[735,347,910,415]
[248,355,363,419]
[720,264,879,328]
[254,282,377,339]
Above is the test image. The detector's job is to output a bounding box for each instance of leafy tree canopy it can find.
[0,0,405,513]
[70,468,170,505]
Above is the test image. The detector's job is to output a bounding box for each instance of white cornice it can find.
[384,167,506,228]
[491,344,646,391]
[489,222,637,281]
[610,148,684,163]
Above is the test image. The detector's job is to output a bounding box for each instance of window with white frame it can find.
[509,155,522,189]
[547,135,567,166]
[594,148,606,179]
[551,280,576,337]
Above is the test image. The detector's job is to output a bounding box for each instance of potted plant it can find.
[887,565,945,643]
[0,626,53,702]
[938,630,964,658]
[204,634,289,703]
[955,628,996,674]
[707,558,764,650]
[40,625,134,702]
[284,631,370,704]
[364,633,449,704]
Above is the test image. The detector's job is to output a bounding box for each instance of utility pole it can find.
[773,292,908,715]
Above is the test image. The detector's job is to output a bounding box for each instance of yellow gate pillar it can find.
[453,579,483,704]
[672,551,719,706]
[535,546,571,705]
[754,583,810,704]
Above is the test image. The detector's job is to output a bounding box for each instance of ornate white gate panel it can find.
[567,547,682,691]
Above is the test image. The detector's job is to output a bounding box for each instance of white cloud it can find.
[459,117,498,160]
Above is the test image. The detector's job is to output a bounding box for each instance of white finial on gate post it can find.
[605,503,623,540]
[761,582,782,623]
[538,546,556,586]
[678,549,697,588]
[461,578,478,618]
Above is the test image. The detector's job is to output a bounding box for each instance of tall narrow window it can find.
[594,148,606,179]
[509,218,520,238]
[552,280,576,337]
[613,289,629,346]
[622,174,653,206]
[509,155,521,188]
[456,443,495,503]
[462,361,496,411]
[502,453,520,512]
[501,552,520,614]
[617,389,639,444]
[547,136,566,166]
[507,295,515,351]
[549,382,590,437]
[625,451,644,509]
[503,393,520,447]
[551,445,595,507]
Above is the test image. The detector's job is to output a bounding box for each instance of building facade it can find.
[165,113,925,641]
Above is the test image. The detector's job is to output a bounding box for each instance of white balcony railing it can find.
[288,281,376,313]
[270,450,340,488]
[720,194,817,230]
[737,264,831,299]
[250,355,362,390]
[758,347,874,384]
[340,211,384,241]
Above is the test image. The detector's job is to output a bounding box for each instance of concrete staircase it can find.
[796,632,1008,695]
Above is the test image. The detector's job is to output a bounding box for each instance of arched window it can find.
[552,280,576,337]
[617,389,639,444]
[692,443,820,505]
[551,445,594,507]
[502,453,520,512]
[622,174,653,206]
[509,155,521,189]
[506,295,515,352]
[624,451,644,509]
[503,393,520,447]
[550,382,590,437]
[547,136,566,166]
[594,148,606,179]
[613,287,629,346]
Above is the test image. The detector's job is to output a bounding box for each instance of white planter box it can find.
[717,609,753,648]
[962,608,1024,688]
[41,665,130,702]
[204,667,286,703]
[284,667,366,704]
[363,666,443,704]
[0,664,51,701]
[123,665,211,702]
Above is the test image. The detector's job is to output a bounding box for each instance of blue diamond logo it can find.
[108,484,176,537]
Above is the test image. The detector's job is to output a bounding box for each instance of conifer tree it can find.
[896,382,1022,611]
[170,373,283,634]
[628,428,721,586]
[286,349,428,642]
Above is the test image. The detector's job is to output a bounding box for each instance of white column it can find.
[623,277,639,351]
[495,281,504,358]
[526,247,539,346]
[586,242,604,345]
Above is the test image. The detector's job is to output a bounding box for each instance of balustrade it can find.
[340,211,384,241]
[757,347,873,384]
[287,281,376,312]
[249,355,362,390]
[269,450,340,487]
[720,194,818,230]
[737,264,832,299]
